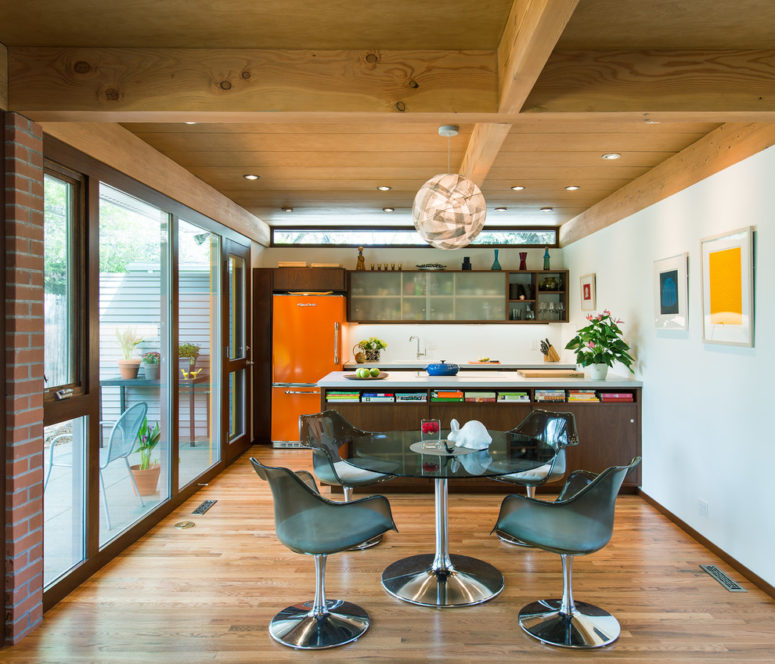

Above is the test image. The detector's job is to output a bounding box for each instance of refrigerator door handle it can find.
[285,389,319,395]
[334,322,340,365]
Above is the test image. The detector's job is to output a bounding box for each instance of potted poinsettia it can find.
[130,418,161,496]
[565,310,634,380]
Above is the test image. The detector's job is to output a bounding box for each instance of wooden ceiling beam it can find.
[526,49,775,113]
[7,46,496,115]
[560,122,775,246]
[497,0,580,114]
[458,122,511,186]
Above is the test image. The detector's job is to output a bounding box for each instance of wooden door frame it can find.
[222,239,252,463]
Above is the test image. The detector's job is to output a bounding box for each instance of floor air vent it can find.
[192,499,217,515]
[273,441,303,449]
[700,564,746,592]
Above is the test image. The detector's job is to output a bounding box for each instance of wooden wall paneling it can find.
[8,47,498,115]
[251,268,273,444]
[561,122,775,245]
[0,43,7,110]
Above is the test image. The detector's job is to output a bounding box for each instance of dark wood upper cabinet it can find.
[273,267,346,292]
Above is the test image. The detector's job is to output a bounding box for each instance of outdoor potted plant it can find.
[130,417,161,496]
[353,337,387,362]
[116,327,143,379]
[178,342,200,377]
[142,351,161,381]
[565,310,635,380]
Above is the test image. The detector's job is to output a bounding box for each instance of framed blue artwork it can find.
[654,253,688,330]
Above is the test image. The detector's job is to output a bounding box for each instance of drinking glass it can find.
[421,419,441,449]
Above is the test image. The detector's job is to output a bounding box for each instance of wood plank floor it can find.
[5,447,775,663]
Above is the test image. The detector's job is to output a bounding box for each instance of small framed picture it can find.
[654,253,688,330]
[700,227,754,346]
[579,273,596,311]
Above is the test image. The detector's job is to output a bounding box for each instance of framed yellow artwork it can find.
[700,227,754,346]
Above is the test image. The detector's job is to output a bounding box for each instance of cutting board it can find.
[518,369,584,378]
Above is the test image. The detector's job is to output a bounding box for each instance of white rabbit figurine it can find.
[447,419,492,450]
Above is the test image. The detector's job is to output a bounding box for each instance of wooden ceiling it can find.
[2,0,775,242]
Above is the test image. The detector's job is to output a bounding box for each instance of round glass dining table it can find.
[346,429,556,608]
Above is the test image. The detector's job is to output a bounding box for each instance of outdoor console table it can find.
[100,375,210,446]
[347,429,554,608]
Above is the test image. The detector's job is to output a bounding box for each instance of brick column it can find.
[4,113,45,643]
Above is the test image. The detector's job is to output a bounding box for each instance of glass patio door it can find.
[223,239,251,461]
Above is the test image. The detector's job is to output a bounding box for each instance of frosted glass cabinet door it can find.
[454,273,505,320]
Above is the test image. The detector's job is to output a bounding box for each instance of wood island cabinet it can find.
[321,385,641,492]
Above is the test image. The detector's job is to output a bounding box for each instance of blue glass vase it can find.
[491,249,501,271]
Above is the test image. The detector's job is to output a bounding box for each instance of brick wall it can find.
[4,112,45,643]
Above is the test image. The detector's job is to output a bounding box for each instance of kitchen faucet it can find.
[409,335,426,360]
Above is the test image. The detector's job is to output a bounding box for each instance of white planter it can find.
[588,363,609,380]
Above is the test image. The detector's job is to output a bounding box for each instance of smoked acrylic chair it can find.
[493,457,641,649]
[494,409,579,545]
[299,410,395,548]
[250,456,396,649]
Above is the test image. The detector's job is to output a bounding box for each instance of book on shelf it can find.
[395,392,427,402]
[465,391,496,403]
[497,391,530,402]
[325,391,360,401]
[431,390,464,402]
[535,389,566,402]
[361,392,395,402]
[568,389,599,402]
[599,392,634,402]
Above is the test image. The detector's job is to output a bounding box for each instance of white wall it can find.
[255,245,572,364]
[562,146,775,587]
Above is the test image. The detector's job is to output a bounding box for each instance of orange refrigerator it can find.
[271,293,345,445]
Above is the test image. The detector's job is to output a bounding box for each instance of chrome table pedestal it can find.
[381,477,503,608]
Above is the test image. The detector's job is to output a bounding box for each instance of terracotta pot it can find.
[118,359,141,380]
[130,464,161,496]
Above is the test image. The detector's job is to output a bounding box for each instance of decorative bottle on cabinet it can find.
[518,251,527,270]
[462,256,472,271]
[491,249,501,271]
[543,247,550,270]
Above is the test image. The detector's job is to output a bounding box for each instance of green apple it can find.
[356,368,369,378]
[370,367,380,377]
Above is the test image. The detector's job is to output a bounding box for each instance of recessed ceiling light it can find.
[242,174,260,181]
[282,207,293,213]
[565,185,580,191]
[184,121,198,125]
[540,206,553,212]
[494,207,507,212]
[601,152,622,160]
[382,207,395,213]
[377,185,392,191]
[510,185,525,191]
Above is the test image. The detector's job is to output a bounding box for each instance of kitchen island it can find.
[317,370,642,492]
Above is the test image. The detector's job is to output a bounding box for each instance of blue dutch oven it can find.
[426,360,459,376]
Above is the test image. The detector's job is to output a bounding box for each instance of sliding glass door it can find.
[177,220,221,487]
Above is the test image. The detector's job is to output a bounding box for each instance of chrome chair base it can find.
[382,553,503,608]
[518,599,621,649]
[495,529,533,547]
[349,533,383,550]
[269,599,369,649]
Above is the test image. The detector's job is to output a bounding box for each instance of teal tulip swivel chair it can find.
[493,457,641,649]
[299,410,394,548]
[250,457,397,649]
[494,409,578,545]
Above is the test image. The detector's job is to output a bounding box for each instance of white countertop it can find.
[343,361,578,370]
[318,370,642,389]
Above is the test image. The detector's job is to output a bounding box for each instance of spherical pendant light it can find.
[413,173,487,249]
[412,125,487,250]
